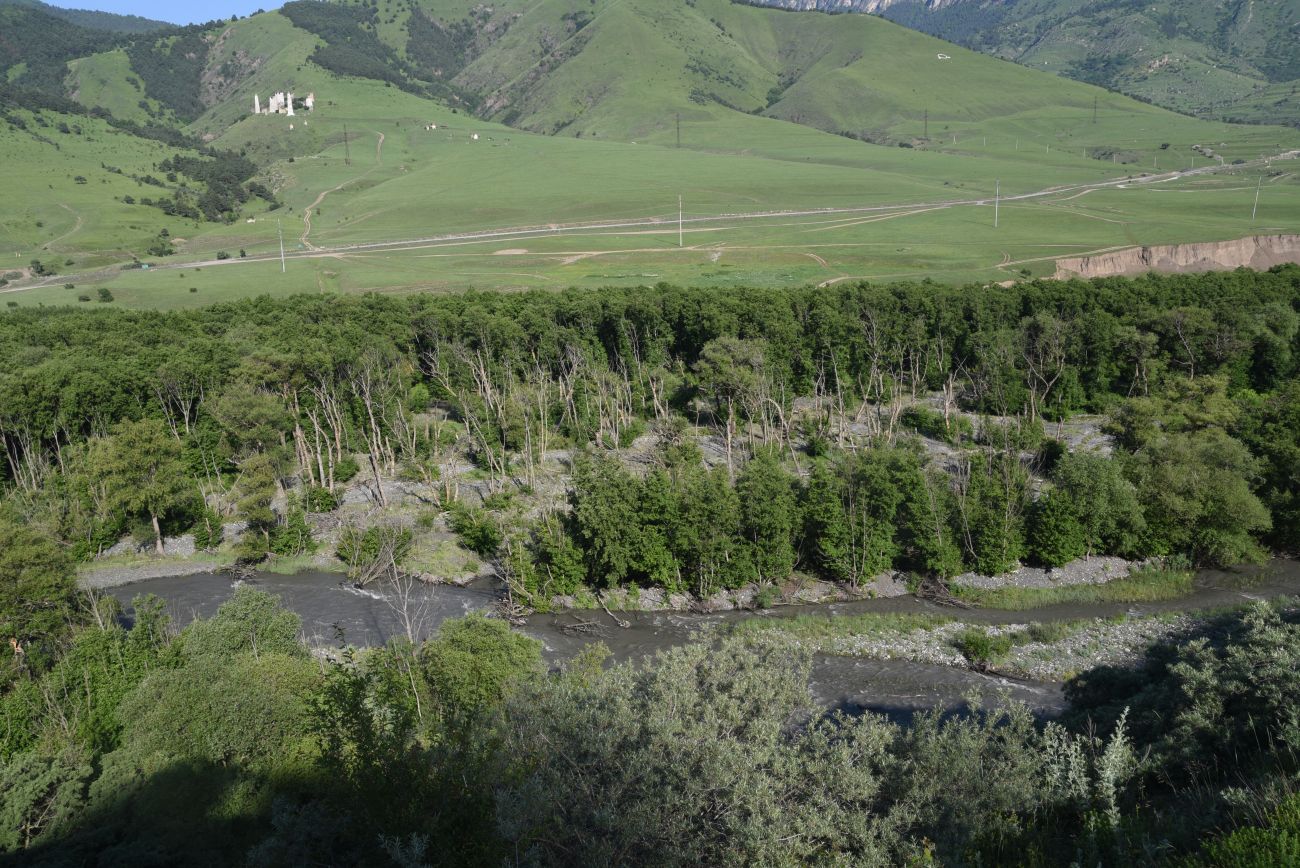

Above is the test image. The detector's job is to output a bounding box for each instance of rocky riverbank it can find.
[818,614,1192,681]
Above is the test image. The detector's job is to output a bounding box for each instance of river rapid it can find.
[106,560,1300,720]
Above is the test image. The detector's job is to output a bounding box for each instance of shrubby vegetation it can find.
[3,576,1299,865]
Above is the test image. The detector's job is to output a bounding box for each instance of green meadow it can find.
[3,1,1299,309]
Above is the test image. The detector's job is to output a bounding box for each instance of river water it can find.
[107,560,1300,719]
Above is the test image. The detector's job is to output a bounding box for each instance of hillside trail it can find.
[300,130,385,250]
[42,204,84,251]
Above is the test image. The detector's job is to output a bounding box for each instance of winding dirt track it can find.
[7,148,1297,293]
[300,131,385,250]
[42,204,84,251]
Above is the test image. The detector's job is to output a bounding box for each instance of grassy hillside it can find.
[66,49,163,125]
[0,0,166,33]
[0,0,1297,309]
[877,0,1300,127]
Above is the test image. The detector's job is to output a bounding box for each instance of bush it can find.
[215,251,230,260]
[191,507,224,550]
[446,502,502,557]
[96,287,113,303]
[955,627,1012,664]
[335,525,413,575]
[1195,793,1300,866]
[901,406,970,444]
[333,455,360,484]
[1065,601,1300,780]
[270,508,315,557]
[304,486,340,513]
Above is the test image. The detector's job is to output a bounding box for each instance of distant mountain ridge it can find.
[736,0,1300,126]
[0,0,167,32]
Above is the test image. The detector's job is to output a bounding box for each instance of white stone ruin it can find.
[252,90,316,117]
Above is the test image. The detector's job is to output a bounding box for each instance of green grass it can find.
[958,567,1196,611]
[3,0,1299,309]
[260,553,342,575]
[732,611,951,641]
[66,49,167,125]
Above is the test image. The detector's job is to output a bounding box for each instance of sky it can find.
[47,1,282,25]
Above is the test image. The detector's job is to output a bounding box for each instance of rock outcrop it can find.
[1052,235,1300,280]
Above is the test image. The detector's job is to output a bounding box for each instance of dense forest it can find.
[0,269,1296,596]
[3,269,1300,862]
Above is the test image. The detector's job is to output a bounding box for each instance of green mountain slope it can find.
[0,0,1297,307]
[874,0,1300,126]
[0,0,166,33]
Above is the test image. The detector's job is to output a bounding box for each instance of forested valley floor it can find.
[4,267,1300,864]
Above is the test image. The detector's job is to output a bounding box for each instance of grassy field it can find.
[2,1,1299,309]
[955,567,1196,611]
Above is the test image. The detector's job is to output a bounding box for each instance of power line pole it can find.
[994,179,1000,229]
[277,220,286,273]
[678,195,683,248]
[923,108,928,139]
[1252,175,1263,221]
[1093,95,1098,124]
[343,124,351,166]
[676,113,681,149]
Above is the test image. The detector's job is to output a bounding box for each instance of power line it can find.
[277,220,286,274]
[676,113,680,149]
[1252,175,1263,221]
[343,124,351,166]
[994,179,1000,229]
[678,195,683,248]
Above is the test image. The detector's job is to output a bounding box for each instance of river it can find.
[106,560,1300,719]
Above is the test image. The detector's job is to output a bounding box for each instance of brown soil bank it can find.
[1053,234,1300,280]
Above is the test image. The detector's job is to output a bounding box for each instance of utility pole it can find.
[1252,175,1263,221]
[343,124,351,166]
[994,179,1000,229]
[1093,95,1097,124]
[676,113,681,149]
[277,220,286,273]
[923,108,928,139]
[678,195,683,248]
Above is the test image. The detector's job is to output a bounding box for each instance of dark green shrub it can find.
[191,507,224,550]
[446,503,502,557]
[304,486,340,513]
[270,508,315,557]
[1195,794,1300,867]
[955,627,1012,664]
[902,406,970,444]
[333,455,360,484]
[335,525,413,572]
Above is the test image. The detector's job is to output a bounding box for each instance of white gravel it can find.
[952,556,1144,591]
[819,613,1191,681]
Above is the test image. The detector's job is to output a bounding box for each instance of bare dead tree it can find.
[1021,314,1068,424]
